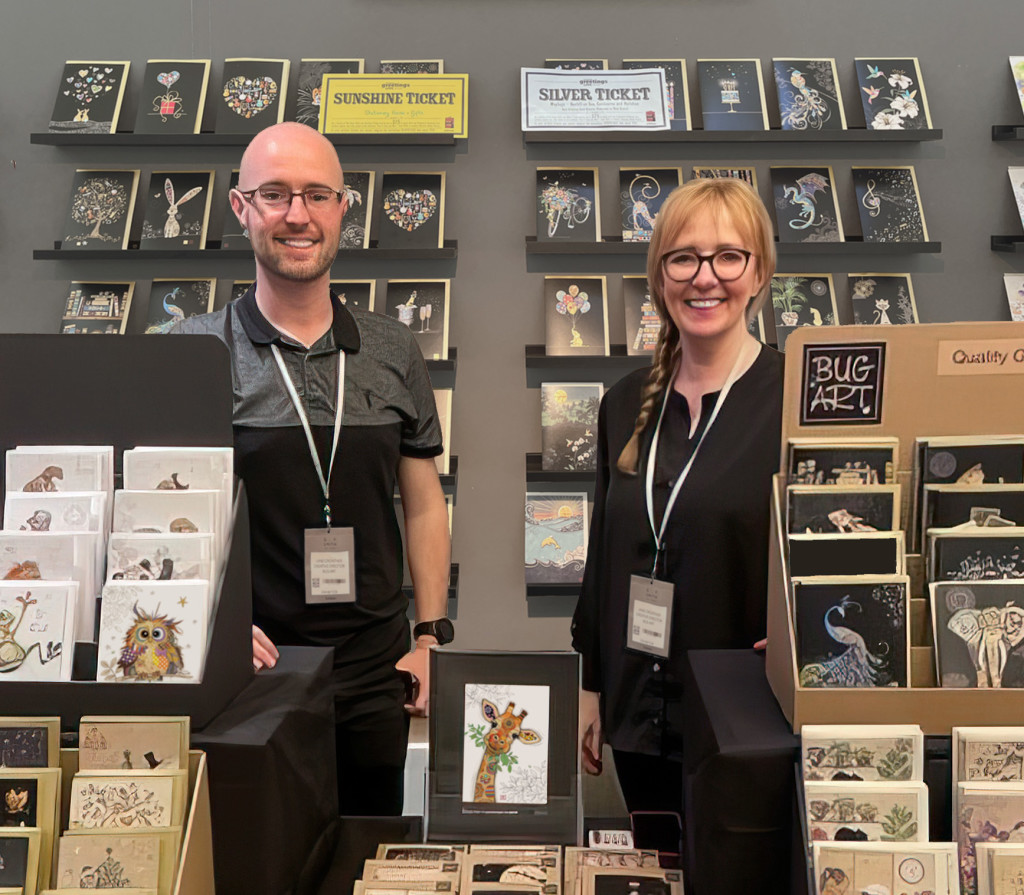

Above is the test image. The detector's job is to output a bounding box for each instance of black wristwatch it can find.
[413,617,455,645]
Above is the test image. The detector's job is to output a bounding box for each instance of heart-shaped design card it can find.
[223,75,278,118]
[383,189,438,231]
[158,71,180,89]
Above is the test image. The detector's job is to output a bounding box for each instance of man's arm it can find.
[394,455,452,716]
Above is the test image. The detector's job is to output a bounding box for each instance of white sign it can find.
[521,68,669,131]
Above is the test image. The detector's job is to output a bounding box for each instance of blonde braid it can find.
[616,323,679,475]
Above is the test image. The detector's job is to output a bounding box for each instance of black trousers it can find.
[612,749,684,853]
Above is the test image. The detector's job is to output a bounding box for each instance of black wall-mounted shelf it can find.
[992,125,1024,141]
[525,236,940,257]
[525,344,649,369]
[525,582,581,597]
[992,235,1024,252]
[426,348,457,377]
[526,452,594,484]
[523,128,942,144]
[31,132,457,147]
[526,236,645,255]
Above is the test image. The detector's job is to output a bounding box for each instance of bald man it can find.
[174,123,452,815]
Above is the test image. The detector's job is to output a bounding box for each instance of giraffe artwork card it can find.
[622,59,689,130]
[0,718,59,768]
[537,168,600,243]
[220,170,249,250]
[0,582,77,682]
[133,60,211,135]
[376,172,446,250]
[800,724,924,782]
[854,58,932,130]
[804,781,928,842]
[623,276,660,356]
[96,580,210,683]
[618,168,682,243]
[1009,167,1024,228]
[852,166,929,243]
[788,438,898,487]
[56,829,177,891]
[385,279,450,361]
[1006,274,1024,322]
[848,274,918,326]
[770,166,844,245]
[214,58,290,134]
[772,58,846,131]
[138,172,215,251]
[461,682,550,805]
[332,280,376,312]
[787,484,900,534]
[106,532,215,582]
[525,492,588,584]
[957,784,1024,895]
[112,490,218,537]
[769,274,837,352]
[791,575,910,688]
[380,60,444,74]
[811,842,957,895]
[932,582,1024,688]
[691,166,758,190]
[0,828,39,892]
[544,276,610,357]
[143,279,216,334]
[79,716,190,772]
[61,281,135,335]
[48,61,130,135]
[1012,58,1024,116]
[928,528,1024,583]
[69,769,188,829]
[294,58,364,127]
[339,170,374,250]
[696,59,768,131]
[60,169,139,250]
[540,383,603,473]
[3,491,106,534]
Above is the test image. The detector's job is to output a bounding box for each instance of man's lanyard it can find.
[643,342,753,577]
[270,343,345,528]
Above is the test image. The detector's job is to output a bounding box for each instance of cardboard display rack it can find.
[765,322,1024,734]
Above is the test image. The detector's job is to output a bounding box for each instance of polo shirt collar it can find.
[235,282,360,353]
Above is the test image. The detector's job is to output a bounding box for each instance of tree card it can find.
[60,170,139,250]
[540,383,603,473]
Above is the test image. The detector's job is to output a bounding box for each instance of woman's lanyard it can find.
[643,342,751,578]
[270,343,345,529]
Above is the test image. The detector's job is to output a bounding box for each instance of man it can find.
[174,122,452,815]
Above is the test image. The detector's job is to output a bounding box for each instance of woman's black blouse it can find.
[571,344,784,759]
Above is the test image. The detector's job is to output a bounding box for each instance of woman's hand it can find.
[580,689,604,775]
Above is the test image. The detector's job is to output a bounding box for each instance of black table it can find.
[194,645,338,895]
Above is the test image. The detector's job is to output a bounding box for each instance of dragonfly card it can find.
[0,717,59,768]
[691,166,758,190]
[69,770,187,829]
[214,58,289,133]
[138,172,214,250]
[852,166,929,242]
[623,276,660,356]
[294,58,364,127]
[133,60,211,135]
[848,274,918,325]
[97,580,210,683]
[79,716,190,771]
[60,169,139,250]
[769,274,837,352]
[696,59,768,131]
[143,279,216,334]
[1007,274,1024,322]
[801,724,923,781]
[49,61,130,135]
[788,438,898,486]
[792,576,910,687]
[524,492,588,584]
[622,59,689,130]
[385,279,450,360]
[855,58,932,130]
[787,484,900,534]
[0,582,77,681]
[113,490,218,536]
[462,682,550,805]
[770,167,844,244]
[544,276,609,357]
[376,172,446,250]
[536,168,600,243]
[339,170,374,250]
[61,281,135,334]
[618,168,681,243]
[804,781,927,841]
[540,383,603,473]
[332,280,376,312]
[773,58,846,131]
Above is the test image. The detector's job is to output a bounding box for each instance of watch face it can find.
[434,617,455,644]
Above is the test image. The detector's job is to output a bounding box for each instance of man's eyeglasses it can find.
[236,184,344,211]
[660,248,754,283]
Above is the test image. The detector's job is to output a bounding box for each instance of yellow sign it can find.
[319,74,468,138]
[936,339,1024,375]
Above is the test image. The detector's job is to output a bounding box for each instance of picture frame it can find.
[376,172,446,250]
[133,60,211,136]
[769,167,844,245]
[622,276,660,356]
[852,166,929,243]
[800,724,924,782]
[61,281,135,335]
[384,279,450,361]
[787,438,899,486]
[769,273,837,352]
[772,58,846,131]
[138,171,215,251]
[803,780,927,841]
[425,649,580,843]
[214,58,290,134]
[854,57,932,130]
[543,275,610,357]
[786,483,901,534]
[536,168,600,243]
[848,274,918,326]
[60,169,140,251]
[621,59,689,130]
[144,279,216,334]
[49,61,131,135]
[696,59,768,131]
[618,167,681,243]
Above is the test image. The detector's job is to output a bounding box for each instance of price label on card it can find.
[589,830,635,849]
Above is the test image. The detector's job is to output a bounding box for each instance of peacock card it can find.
[214,58,290,134]
[0,582,77,682]
[143,279,216,334]
[96,580,209,684]
[133,60,211,135]
[461,682,550,806]
[48,61,130,135]
[138,172,214,251]
[772,58,846,131]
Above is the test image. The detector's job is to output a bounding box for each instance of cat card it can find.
[788,438,898,487]
[0,718,59,768]
[4,492,106,534]
[138,172,214,250]
[107,533,215,582]
[848,273,918,326]
[787,484,900,534]
[618,168,681,243]
[79,716,190,772]
[800,724,923,781]
[0,582,77,680]
[60,169,139,250]
[97,580,210,684]
[133,60,211,135]
[69,769,188,829]
[113,491,218,537]
[49,61,130,135]
[804,780,928,842]
[56,829,177,893]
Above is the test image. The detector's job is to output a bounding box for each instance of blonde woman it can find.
[571,178,783,835]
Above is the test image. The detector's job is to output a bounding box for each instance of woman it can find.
[571,178,783,828]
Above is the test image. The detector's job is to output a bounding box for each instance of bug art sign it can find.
[800,342,886,426]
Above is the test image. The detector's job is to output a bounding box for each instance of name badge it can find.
[626,575,673,658]
[304,527,356,604]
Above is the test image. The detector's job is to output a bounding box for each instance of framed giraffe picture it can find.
[426,650,580,843]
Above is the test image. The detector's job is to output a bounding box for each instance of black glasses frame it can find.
[659,248,754,283]
[236,185,345,209]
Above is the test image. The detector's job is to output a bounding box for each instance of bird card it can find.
[133,60,211,136]
[56,829,176,893]
[96,580,210,684]
[787,484,901,534]
[769,167,844,245]
[804,781,928,842]
[852,166,929,243]
[854,58,932,130]
[138,173,214,251]
[78,716,190,772]
[61,282,135,334]
[49,61,130,135]
[0,828,40,893]
[800,724,924,782]
[214,58,290,134]
[0,718,59,768]
[384,279,450,361]
[143,279,216,333]
[59,169,139,251]
[811,842,957,895]
[540,383,602,473]
[69,769,187,829]
[107,532,215,582]
[112,490,218,538]
[376,172,446,250]
[772,58,846,131]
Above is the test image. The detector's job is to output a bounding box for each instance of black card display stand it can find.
[0,335,252,729]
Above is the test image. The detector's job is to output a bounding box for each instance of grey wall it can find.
[2,0,1023,651]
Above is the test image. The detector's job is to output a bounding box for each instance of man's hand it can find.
[580,689,603,775]
[253,625,279,671]
[396,638,435,716]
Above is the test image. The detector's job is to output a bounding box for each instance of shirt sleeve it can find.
[399,331,444,459]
